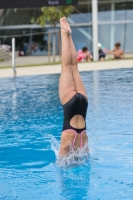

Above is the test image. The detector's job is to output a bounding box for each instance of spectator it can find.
[23,43,28,55]
[109,42,124,59]
[98,43,106,61]
[77,46,92,62]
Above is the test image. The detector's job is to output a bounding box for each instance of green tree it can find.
[31,6,74,62]
[31,6,73,28]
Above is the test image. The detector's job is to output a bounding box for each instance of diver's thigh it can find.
[72,66,87,98]
[59,66,76,105]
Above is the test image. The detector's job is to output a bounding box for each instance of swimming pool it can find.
[0,68,133,200]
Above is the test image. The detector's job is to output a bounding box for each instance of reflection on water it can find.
[59,163,90,200]
[93,70,99,108]
[12,81,17,120]
[50,135,90,200]
[0,68,133,199]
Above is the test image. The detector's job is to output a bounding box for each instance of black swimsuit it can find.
[62,93,88,134]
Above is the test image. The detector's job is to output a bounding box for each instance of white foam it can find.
[50,134,60,157]
[57,144,89,168]
[49,134,89,168]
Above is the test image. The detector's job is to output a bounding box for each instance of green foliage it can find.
[0,58,4,62]
[31,6,74,27]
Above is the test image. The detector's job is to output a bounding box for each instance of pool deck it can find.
[0,59,133,78]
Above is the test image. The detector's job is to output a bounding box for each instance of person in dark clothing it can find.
[98,43,106,61]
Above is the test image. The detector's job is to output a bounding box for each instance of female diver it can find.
[59,17,88,156]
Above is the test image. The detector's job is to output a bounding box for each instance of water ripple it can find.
[0,70,133,199]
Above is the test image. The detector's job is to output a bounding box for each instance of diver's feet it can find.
[60,17,72,34]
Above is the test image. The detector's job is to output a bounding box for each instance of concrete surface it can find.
[0,55,61,67]
[0,53,133,68]
[0,59,133,78]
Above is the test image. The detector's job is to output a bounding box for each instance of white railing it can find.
[12,38,16,78]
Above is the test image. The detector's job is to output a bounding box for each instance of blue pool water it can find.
[0,68,133,200]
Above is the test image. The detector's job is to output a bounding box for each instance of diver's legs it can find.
[59,17,88,156]
[68,34,88,99]
[59,17,76,105]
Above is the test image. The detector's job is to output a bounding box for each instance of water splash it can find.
[57,143,89,168]
[48,134,89,168]
[50,134,60,157]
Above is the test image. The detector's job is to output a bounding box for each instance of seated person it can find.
[109,42,124,59]
[98,43,106,61]
[77,46,92,62]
